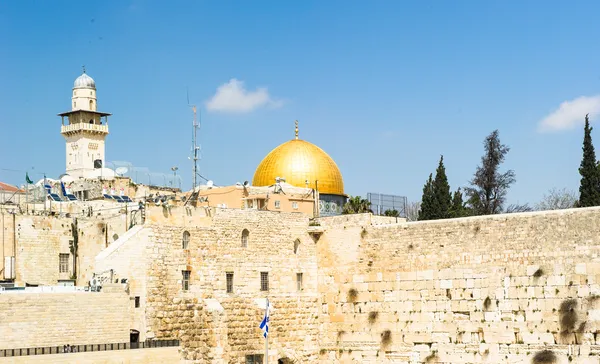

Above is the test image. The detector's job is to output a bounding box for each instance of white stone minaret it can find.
[59,68,112,179]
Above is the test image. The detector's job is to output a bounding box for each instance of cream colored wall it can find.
[196,185,315,216]
[317,207,600,363]
[94,225,150,340]
[0,213,127,286]
[72,88,96,111]
[64,133,106,177]
[143,208,319,362]
[0,290,130,350]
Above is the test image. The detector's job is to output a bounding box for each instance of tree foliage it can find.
[432,156,452,219]
[449,188,470,218]
[465,130,515,215]
[504,203,533,213]
[536,188,578,211]
[418,174,436,220]
[383,209,400,217]
[342,196,372,214]
[578,114,600,207]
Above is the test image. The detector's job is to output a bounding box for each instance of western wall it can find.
[4,203,600,363]
[89,204,600,363]
[317,207,600,363]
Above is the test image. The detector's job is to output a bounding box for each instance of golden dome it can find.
[252,123,344,195]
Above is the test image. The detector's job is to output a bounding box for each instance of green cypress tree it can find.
[579,114,600,207]
[432,155,451,219]
[449,187,471,218]
[418,174,434,220]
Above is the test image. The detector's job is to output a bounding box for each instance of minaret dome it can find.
[72,67,97,111]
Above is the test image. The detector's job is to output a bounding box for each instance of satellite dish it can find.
[181,196,187,202]
[115,167,128,176]
[207,180,214,188]
[243,181,249,187]
[154,197,161,206]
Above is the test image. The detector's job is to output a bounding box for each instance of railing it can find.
[61,123,109,134]
[0,339,179,357]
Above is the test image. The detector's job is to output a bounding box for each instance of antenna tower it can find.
[188,89,200,191]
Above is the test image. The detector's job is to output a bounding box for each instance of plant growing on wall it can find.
[532,349,557,363]
[69,218,79,280]
[380,330,392,346]
[347,288,358,303]
[368,311,379,324]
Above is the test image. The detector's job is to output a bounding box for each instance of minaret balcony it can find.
[61,123,109,135]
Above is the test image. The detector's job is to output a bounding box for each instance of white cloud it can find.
[538,95,600,132]
[205,78,282,113]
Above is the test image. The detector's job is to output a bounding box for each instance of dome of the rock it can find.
[252,123,344,196]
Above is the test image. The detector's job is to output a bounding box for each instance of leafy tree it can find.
[383,209,400,217]
[432,155,452,219]
[465,130,515,215]
[536,187,578,211]
[418,174,437,220]
[449,188,470,218]
[342,196,372,214]
[578,114,600,207]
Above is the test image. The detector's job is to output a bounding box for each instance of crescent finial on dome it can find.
[295,120,299,140]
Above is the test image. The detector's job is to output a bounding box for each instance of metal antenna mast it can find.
[187,89,200,191]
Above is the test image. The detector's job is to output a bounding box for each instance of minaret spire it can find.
[295,120,299,140]
[82,65,86,74]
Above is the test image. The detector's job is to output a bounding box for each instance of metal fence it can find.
[0,339,179,358]
[107,160,182,189]
[367,192,407,217]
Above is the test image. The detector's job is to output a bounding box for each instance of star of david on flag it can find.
[259,298,269,338]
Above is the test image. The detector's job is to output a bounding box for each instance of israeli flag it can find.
[259,298,269,338]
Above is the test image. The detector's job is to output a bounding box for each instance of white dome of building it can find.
[74,72,96,89]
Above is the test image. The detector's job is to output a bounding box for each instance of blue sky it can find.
[1,1,600,206]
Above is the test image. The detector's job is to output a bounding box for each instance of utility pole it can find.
[191,106,199,191]
[187,88,200,192]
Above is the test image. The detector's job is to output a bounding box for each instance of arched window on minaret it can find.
[89,100,94,110]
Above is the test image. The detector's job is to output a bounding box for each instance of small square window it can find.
[260,272,269,291]
[246,355,263,364]
[292,201,298,209]
[182,270,191,291]
[135,296,140,308]
[274,200,280,209]
[226,272,234,293]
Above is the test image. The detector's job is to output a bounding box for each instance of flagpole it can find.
[265,297,268,364]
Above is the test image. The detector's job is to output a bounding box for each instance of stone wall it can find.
[0,290,130,349]
[1,213,127,286]
[317,208,600,363]
[143,208,319,363]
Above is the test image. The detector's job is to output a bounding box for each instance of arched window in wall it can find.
[89,100,94,110]
[294,239,300,254]
[241,229,249,248]
[182,230,190,249]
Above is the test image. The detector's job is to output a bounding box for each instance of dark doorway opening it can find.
[130,329,140,349]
